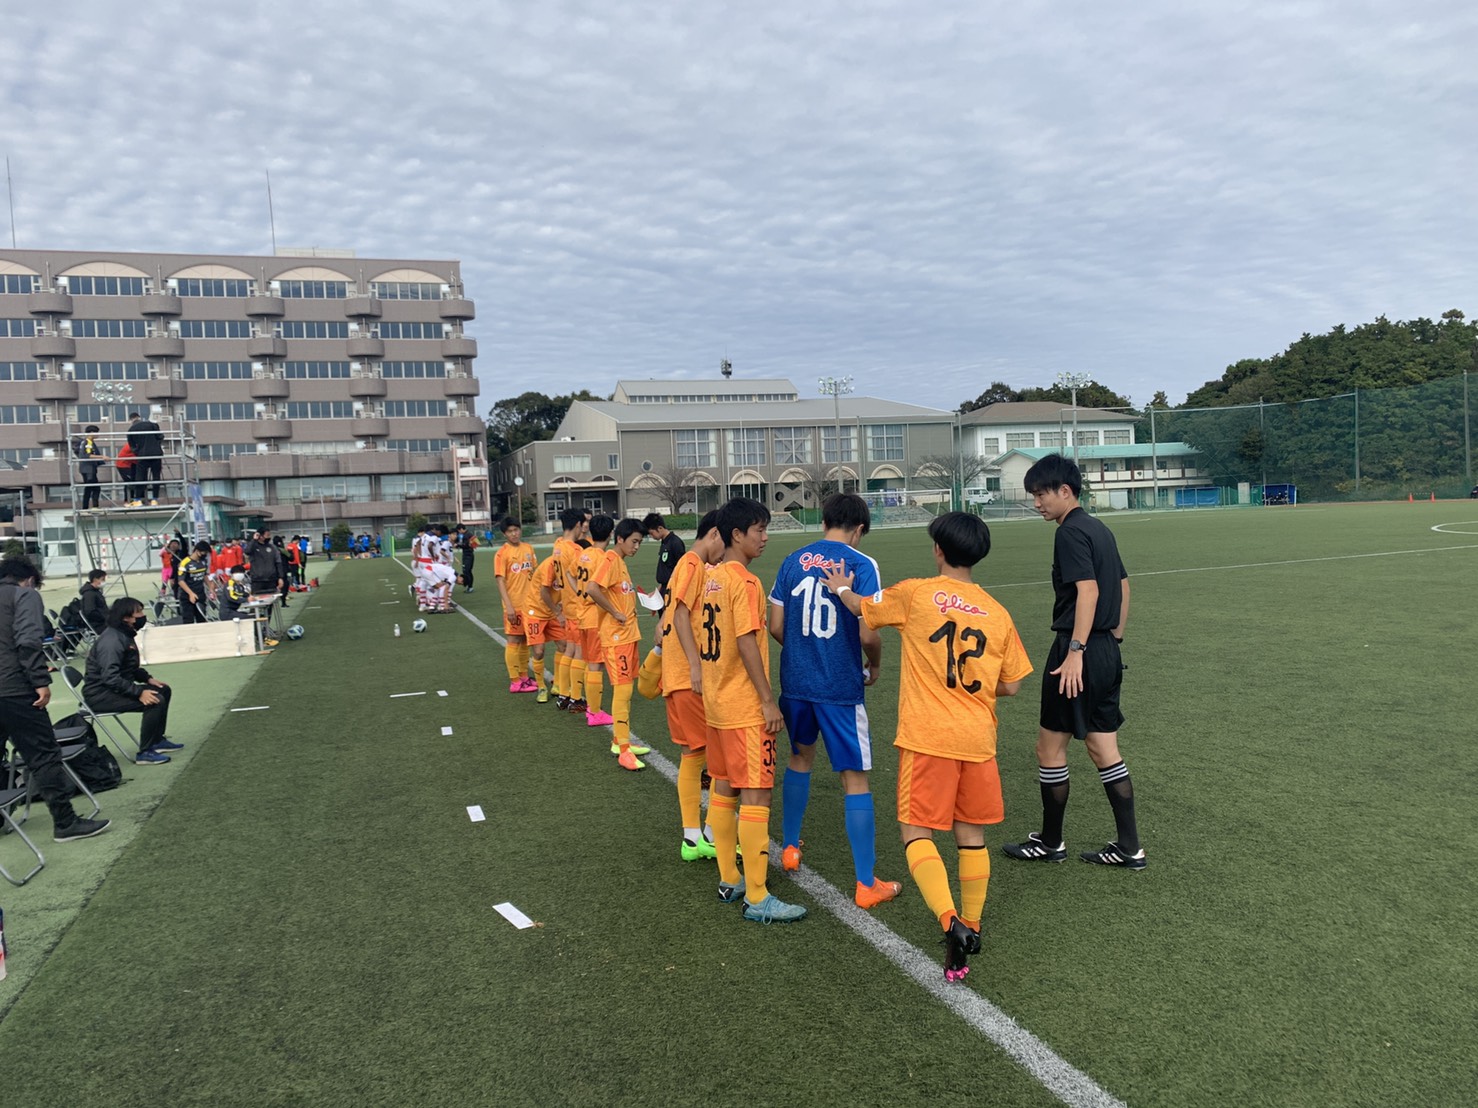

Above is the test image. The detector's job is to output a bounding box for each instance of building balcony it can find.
[34,377,79,402]
[227,453,299,479]
[406,496,452,516]
[34,421,69,447]
[346,335,385,358]
[444,375,480,399]
[245,294,285,317]
[347,375,388,399]
[440,335,477,359]
[350,416,390,438]
[445,415,485,436]
[27,290,72,315]
[251,417,294,441]
[143,334,185,359]
[247,334,287,359]
[438,297,475,321]
[143,377,187,401]
[32,333,76,358]
[249,374,290,400]
[344,296,383,319]
[139,292,182,316]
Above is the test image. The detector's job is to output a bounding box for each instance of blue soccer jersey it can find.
[770,539,881,706]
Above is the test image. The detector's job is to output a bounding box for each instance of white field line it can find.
[230,705,270,712]
[1431,521,1478,534]
[410,559,1124,1108]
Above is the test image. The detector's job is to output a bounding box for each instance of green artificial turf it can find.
[2,503,1475,1107]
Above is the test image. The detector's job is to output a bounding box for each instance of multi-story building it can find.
[0,248,489,566]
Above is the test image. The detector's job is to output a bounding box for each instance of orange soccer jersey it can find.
[576,546,607,631]
[860,576,1033,762]
[593,550,641,649]
[494,541,537,611]
[558,538,589,625]
[526,554,560,621]
[659,550,706,695]
[697,561,771,730]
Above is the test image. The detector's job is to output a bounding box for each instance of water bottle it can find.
[394,623,401,637]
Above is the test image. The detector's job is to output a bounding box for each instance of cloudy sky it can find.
[3,2,1473,411]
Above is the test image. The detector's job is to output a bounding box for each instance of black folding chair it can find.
[0,785,45,885]
[59,665,142,766]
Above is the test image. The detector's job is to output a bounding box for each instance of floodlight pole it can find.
[1465,368,1472,483]
[1056,372,1091,464]
[818,375,854,493]
[1149,404,1159,509]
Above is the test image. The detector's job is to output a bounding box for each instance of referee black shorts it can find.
[1039,631,1125,740]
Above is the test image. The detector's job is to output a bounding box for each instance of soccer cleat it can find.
[942,916,979,982]
[1080,841,1147,870]
[508,680,524,693]
[536,688,550,704]
[610,741,651,756]
[717,881,745,904]
[781,841,804,872]
[567,699,588,715]
[742,894,807,924]
[136,750,171,765]
[150,739,185,751]
[586,710,614,726]
[518,677,539,692]
[1002,833,1068,863]
[616,750,646,771]
[681,836,719,862]
[54,816,111,842]
[148,499,159,506]
[554,695,571,711]
[854,878,903,910]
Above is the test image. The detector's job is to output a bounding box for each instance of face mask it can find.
[135,615,148,628]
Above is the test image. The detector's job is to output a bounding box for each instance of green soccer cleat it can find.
[681,836,719,862]
[742,893,807,924]
[610,741,652,756]
[536,688,550,704]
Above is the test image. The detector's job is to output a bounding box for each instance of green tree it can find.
[959,379,1132,413]
[485,389,604,458]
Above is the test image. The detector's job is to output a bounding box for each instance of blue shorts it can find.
[779,696,873,773]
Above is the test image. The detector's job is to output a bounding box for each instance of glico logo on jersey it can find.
[705,577,724,595]
[933,590,987,617]
[798,552,846,573]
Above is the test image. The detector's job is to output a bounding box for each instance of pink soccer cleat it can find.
[585,710,614,726]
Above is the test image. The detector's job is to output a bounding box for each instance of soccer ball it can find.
[286,624,305,640]
[412,618,428,633]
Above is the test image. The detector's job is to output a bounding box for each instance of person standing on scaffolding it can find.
[126,410,163,507]
[73,424,108,511]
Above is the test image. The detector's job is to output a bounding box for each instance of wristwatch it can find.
[1068,639,1086,653]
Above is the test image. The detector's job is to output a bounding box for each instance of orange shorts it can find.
[603,641,638,685]
[580,626,604,665]
[706,724,776,790]
[502,610,525,637]
[524,614,553,646]
[664,688,707,749]
[896,749,1004,831]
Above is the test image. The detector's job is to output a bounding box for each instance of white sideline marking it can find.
[441,726,454,736]
[494,902,534,929]
[390,691,425,699]
[1431,521,1478,534]
[380,600,401,605]
[230,705,270,712]
[405,555,1125,1108]
[467,805,486,822]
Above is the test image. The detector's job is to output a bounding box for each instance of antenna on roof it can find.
[265,169,278,255]
[6,157,16,248]
[720,358,733,379]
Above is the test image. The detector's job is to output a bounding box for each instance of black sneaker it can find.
[554,696,572,711]
[942,916,977,982]
[567,698,588,715]
[1002,833,1067,863]
[55,816,111,842]
[1080,841,1147,870]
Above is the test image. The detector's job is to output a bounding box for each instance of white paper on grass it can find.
[441,726,454,736]
[467,805,485,822]
[437,690,448,697]
[494,902,534,929]
[637,590,664,612]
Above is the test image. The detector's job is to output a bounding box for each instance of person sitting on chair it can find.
[79,568,110,634]
[83,597,183,765]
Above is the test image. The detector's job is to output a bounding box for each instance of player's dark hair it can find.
[1023,453,1082,497]
[559,507,584,532]
[84,424,99,433]
[695,510,719,539]
[87,568,107,582]
[107,596,144,629]
[822,492,871,535]
[193,541,212,554]
[715,497,770,548]
[928,512,992,568]
[0,556,43,586]
[588,514,616,542]
[499,517,521,534]
[641,512,665,531]
[615,518,645,542]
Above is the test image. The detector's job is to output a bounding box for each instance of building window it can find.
[978,436,1001,456]
[773,427,812,465]
[284,361,352,379]
[68,319,151,338]
[0,319,37,337]
[0,405,45,424]
[73,362,151,380]
[582,495,604,511]
[177,320,254,339]
[381,361,447,378]
[1158,456,1170,471]
[278,321,351,339]
[1074,430,1100,446]
[277,280,348,299]
[373,321,445,340]
[0,361,42,380]
[280,441,357,456]
[1040,432,1065,448]
[675,429,716,468]
[1,274,38,294]
[1103,461,1118,472]
[183,402,256,421]
[235,479,267,506]
[64,275,145,296]
[866,424,904,461]
[608,453,620,469]
[370,281,445,300]
[1102,429,1132,445]
[181,361,253,380]
[286,401,355,419]
[554,455,591,473]
[384,438,450,454]
[821,426,857,463]
[198,443,259,460]
[727,427,766,467]
[71,404,133,423]
[1005,432,1035,449]
[383,400,448,418]
[174,278,252,297]
[381,473,452,497]
[986,476,1002,491]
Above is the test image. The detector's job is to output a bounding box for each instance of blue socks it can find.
[844,792,877,886]
[781,769,811,848]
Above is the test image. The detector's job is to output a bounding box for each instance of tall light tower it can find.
[1056,372,1091,463]
[818,375,854,493]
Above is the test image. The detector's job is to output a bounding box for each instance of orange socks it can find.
[709,790,740,886]
[958,845,990,930]
[905,838,957,929]
[738,805,772,904]
[677,752,706,831]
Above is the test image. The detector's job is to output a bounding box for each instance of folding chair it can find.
[0,785,45,885]
[3,733,103,824]
[59,665,142,766]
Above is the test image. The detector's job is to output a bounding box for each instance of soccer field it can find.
[1,502,1474,1106]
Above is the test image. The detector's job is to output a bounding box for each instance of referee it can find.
[642,513,685,604]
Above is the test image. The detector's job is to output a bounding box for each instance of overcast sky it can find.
[3,2,1473,411]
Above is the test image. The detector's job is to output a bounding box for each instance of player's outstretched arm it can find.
[818,563,862,617]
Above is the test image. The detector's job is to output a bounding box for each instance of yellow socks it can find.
[677,752,706,830]
[513,644,530,680]
[503,644,520,681]
[584,667,604,713]
[569,658,587,701]
[738,804,771,904]
[905,838,957,929]
[529,652,546,690]
[959,845,990,929]
[637,647,663,699]
[554,653,571,697]
[710,790,740,885]
[612,683,634,746]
